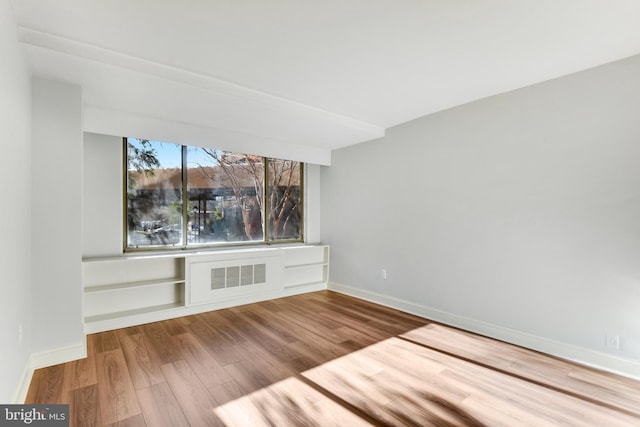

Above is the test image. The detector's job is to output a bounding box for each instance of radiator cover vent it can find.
[188,252,283,304]
[210,263,266,290]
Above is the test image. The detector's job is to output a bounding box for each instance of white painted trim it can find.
[329,281,640,381]
[29,342,87,371]
[283,282,327,296]
[13,342,87,403]
[13,359,34,404]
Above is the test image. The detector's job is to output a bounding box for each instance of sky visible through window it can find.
[127,138,222,169]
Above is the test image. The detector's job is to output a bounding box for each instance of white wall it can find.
[0,0,32,403]
[82,133,323,257]
[305,163,322,244]
[31,78,84,360]
[83,133,123,257]
[322,55,640,377]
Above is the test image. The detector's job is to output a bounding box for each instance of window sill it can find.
[83,241,314,262]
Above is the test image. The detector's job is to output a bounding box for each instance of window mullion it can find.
[264,157,269,243]
[181,145,188,248]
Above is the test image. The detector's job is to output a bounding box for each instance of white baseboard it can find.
[13,342,87,403]
[13,359,34,404]
[29,342,87,371]
[329,281,640,381]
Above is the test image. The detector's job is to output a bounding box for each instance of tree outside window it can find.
[125,138,303,250]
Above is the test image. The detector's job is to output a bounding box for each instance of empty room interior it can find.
[2,1,640,425]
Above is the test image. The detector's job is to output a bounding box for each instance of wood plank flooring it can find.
[26,291,640,426]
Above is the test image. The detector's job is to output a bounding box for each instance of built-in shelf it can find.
[282,245,329,288]
[284,262,325,269]
[82,245,329,333]
[84,278,185,293]
[83,254,186,332]
[284,281,325,289]
[84,302,184,323]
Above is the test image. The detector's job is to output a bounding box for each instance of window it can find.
[267,158,302,240]
[126,140,182,247]
[125,138,303,250]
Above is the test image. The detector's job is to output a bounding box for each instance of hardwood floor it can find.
[26,291,640,426]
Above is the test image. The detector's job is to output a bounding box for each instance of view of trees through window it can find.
[126,138,302,249]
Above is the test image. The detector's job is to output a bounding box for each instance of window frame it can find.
[122,138,304,252]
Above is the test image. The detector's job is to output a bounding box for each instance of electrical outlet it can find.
[605,333,620,350]
[381,269,387,280]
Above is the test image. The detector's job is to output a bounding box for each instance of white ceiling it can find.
[12,0,640,164]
